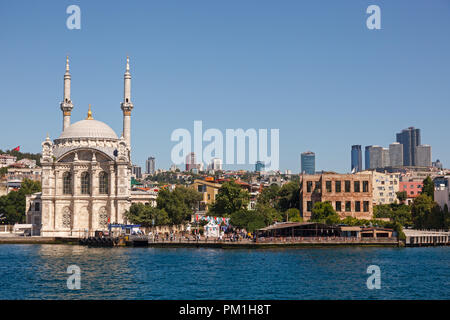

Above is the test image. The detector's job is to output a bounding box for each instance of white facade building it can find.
[37,57,136,237]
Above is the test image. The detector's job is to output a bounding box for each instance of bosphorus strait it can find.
[0,245,448,300]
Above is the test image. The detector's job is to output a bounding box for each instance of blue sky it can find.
[0,0,449,173]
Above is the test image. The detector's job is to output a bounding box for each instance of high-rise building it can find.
[255,161,265,172]
[365,146,371,170]
[396,127,421,166]
[382,148,390,168]
[301,151,315,175]
[145,156,155,174]
[132,165,142,179]
[366,146,390,169]
[415,145,432,167]
[351,145,362,173]
[185,152,197,171]
[366,146,382,169]
[389,142,403,167]
[209,158,223,171]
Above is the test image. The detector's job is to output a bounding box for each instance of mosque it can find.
[27,57,154,237]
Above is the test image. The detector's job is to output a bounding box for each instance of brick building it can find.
[300,173,373,221]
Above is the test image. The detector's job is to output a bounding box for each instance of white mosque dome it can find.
[58,119,119,140]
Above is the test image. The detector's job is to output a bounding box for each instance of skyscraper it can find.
[365,146,372,170]
[186,152,196,171]
[416,145,432,167]
[255,161,265,172]
[396,127,421,166]
[368,146,384,169]
[132,165,142,179]
[145,156,155,174]
[351,145,362,173]
[209,158,223,171]
[301,151,315,174]
[382,148,390,168]
[389,142,403,167]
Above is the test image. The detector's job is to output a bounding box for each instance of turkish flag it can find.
[13,146,20,152]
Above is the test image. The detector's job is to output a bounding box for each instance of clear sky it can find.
[1,0,449,173]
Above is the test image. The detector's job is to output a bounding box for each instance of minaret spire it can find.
[60,56,74,131]
[121,56,134,149]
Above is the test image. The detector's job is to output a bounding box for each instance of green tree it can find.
[396,191,407,203]
[310,201,340,225]
[125,203,170,227]
[209,180,250,216]
[284,208,302,222]
[0,167,8,177]
[421,176,434,200]
[373,203,412,226]
[411,194,435,229]
[157,186,202,224]
[230,209,267,232]
[277,181,300,212]
[257,184,280,207]
[0,178,41,224]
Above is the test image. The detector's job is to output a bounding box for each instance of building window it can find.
[363,201,369,212]
[81,172,91,195]
[345,181,351,192]
[208,194,211,200]
[307,181,312,193]
[354,181,360,192]
[314,181,321,191]
[335,181,341,192]
[363,181,369,192]
[355,201,361,212]
[307,201,312,212]
[35,202,40,212]
[345,201,351,212]
[326,181,332,193]
[336,201,341,212]
[63,172,72,195]
[99,171,109,195]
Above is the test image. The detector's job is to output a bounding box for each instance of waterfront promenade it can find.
[3,233,450,248]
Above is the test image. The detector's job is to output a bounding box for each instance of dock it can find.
[403,229,450,247]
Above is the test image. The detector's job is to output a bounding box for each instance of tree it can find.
[284,208,302,222]
[157,186,202,225]
[257,184,280,207]
[209,180,250,216]
[396,191,407,203]
[421,176,434,200]
[373,203,412,226]
[0,167,8,177]
[277,181,300,212]
[125,203,170,227]
[230,209,267,232]
[411,194,435,229]
[310,201,340,225]
[0,178,42,225]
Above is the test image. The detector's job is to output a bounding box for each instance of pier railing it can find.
[255,236,397,243]
[146,236,397,244]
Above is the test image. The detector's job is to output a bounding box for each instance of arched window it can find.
[99,171,109,195]
[81,172,90,195]
[63,172,72,195]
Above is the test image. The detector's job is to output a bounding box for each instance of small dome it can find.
[58,119,118,140]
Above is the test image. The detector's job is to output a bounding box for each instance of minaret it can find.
[60,56,74,131]
[120,56,134,148]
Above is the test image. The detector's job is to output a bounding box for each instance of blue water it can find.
[0,245,448,299]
